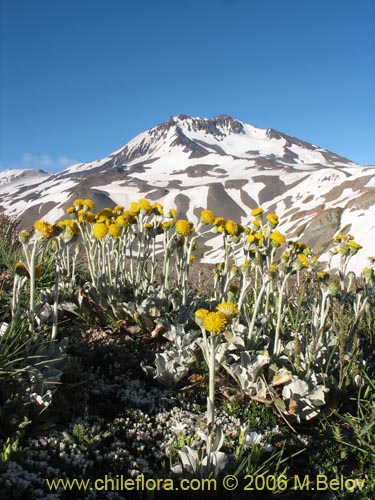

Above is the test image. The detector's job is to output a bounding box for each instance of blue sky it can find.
[1,0,374,172]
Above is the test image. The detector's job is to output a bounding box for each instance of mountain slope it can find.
[1,115,374,273]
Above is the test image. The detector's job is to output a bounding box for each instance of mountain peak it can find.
[1,114,373,275]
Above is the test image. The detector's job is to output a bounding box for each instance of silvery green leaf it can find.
[178,446,199,473]
[201,451,229,477]
[282,378,309,400]
[211,426,225,452]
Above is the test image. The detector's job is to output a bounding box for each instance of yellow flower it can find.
[203,311,232,334]
[82,199,95,210]
[254,232,264,245]
[224,219,239,236]
[168,208,177,219]
[92,222,108,239]
[96,215,109,224]
[161,220,174,231]
[34,220,46,232]
[339,243,350,256]
[270,230,286,247]
[349,240,362,254]
[97,208,113,219]
[267,264,279,276]
[216,302,239,317]
[200,209,216,225]
[333,232,348,243]
[85,212,96,223]
[251,219,261,231]
[247,234,255,244]
[266,213,279,227]
[362,267,373,281]
[281,250,291,262]
[240,262,251,275]
[230,266,238,276]
[296,253,310,269]
[72,199,84,208]
[56,220,78,242]
[317,271,329,281]
[175,219,194,236]
[34,220,54,238]
[130,201,141,215]
[195,308,209,326]
[138,198,153,212]
[213,217,225,227]
[251,207,264,218]
[108,224,122,238]
[152,203,164,215]
[190,255,196,263]
[116,211,133,227]
[77,209,90,223]
[113,205,124,214]
[66,206,76,215]
[64,220,79,235]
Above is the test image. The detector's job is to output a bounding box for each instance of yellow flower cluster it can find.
[333,231,362,256]
[34,220,55,239]
[195,302,238,334]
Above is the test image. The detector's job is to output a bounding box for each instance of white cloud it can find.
[2,153,78,172]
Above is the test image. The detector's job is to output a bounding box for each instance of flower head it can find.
[296,253,310,269]
[108,224,122,238]
[168,208,177,219]
[216,302,239,317]
[270,230,286,247]
[130,202,141,215]
[200,209,216,225]
[82,199,95,210]
[57,219,79,239]
[34,220,54,238]
[267,264,279,276]
[92,222,108,239]
[116,211,133,227]
[317,271,329,281]
[333,232,349,243]
[251,207,264,218]
[72,199,84,208]
[266,213,279,227]
[204,311,232,334]
[138,198,153,213]
[362,267,373,281]
[162,220,174,231]
[175,219,194,237]
[195,308,209,326]
[152,202,164,215]
[349,240,362,255]
[113,205,124,215]
[224,219,240,236]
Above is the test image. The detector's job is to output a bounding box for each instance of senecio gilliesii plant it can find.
[12,199,374,425]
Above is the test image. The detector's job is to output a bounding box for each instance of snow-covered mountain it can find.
[1,114,375,272]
